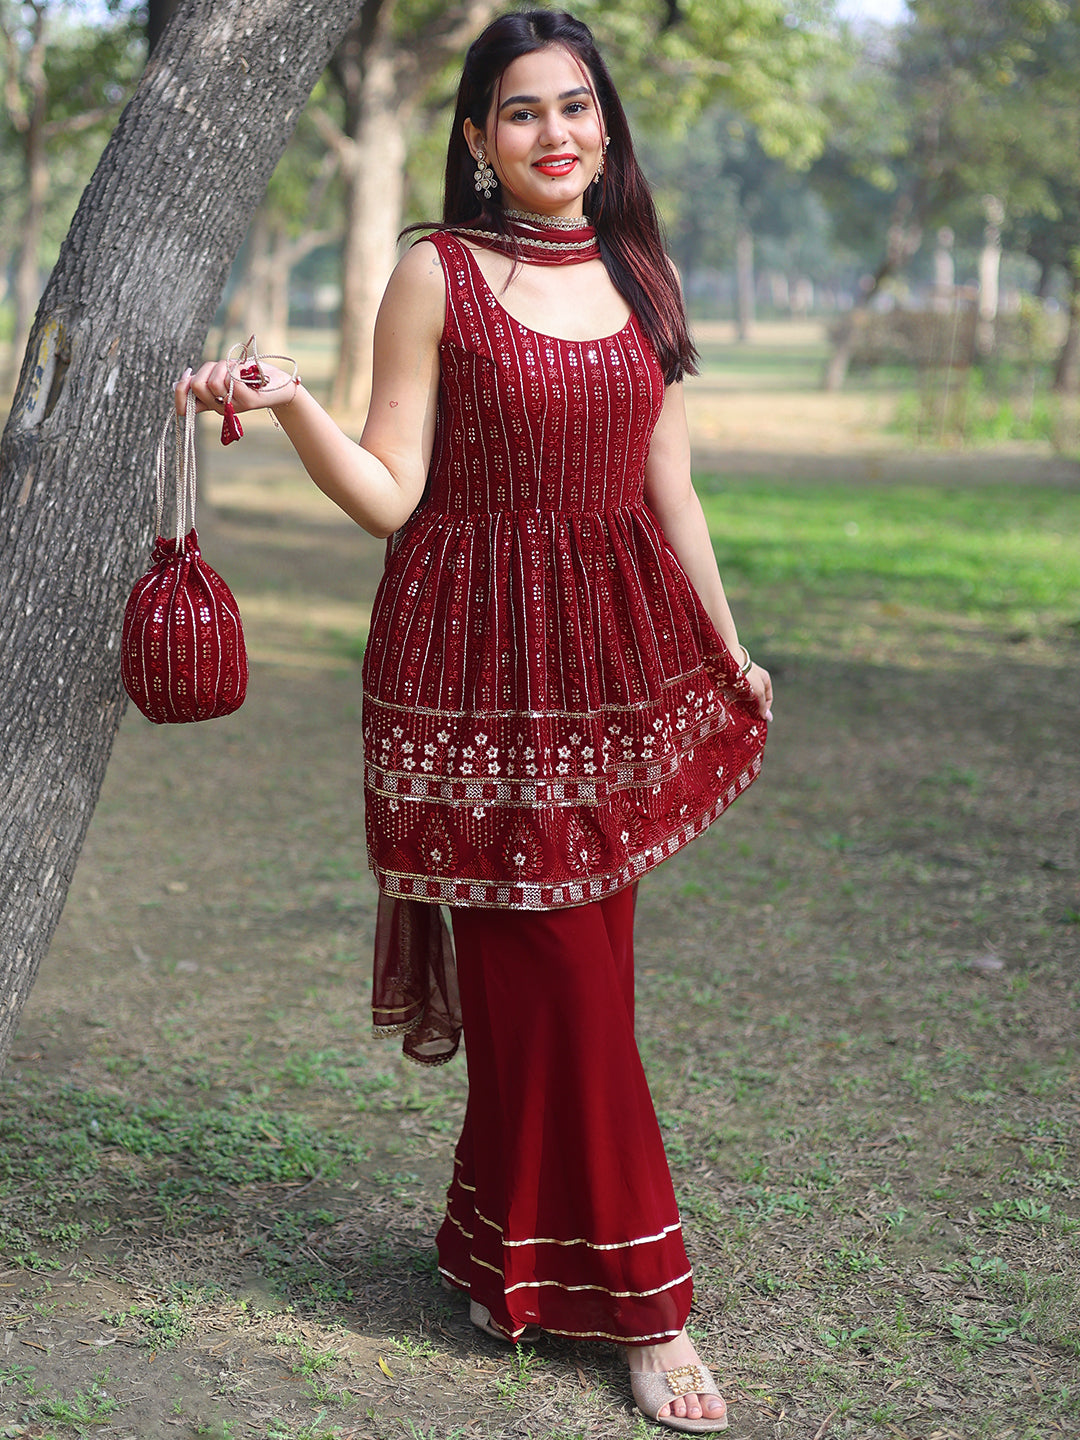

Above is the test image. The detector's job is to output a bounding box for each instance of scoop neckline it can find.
[450,234,636,346]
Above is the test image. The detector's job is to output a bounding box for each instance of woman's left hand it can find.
[746,662,773,722]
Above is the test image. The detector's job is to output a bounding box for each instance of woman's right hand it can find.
[174,360,299,419]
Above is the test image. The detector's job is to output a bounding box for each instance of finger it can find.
[174,367,192,416]
[188,361,231,414]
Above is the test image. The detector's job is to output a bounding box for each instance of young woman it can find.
[178,10,771,1431]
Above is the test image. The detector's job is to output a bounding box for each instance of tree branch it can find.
[43,104,122,140]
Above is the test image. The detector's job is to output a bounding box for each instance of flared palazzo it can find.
[436,887,693,1344]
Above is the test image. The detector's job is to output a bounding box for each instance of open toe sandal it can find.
[631,1361,728,1434]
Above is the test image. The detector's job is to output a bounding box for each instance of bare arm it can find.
[643,380,773,719]
[176,240,445,539]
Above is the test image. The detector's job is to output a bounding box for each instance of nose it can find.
[538,106,569,147]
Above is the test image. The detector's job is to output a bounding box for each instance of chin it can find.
[512,181,590,211]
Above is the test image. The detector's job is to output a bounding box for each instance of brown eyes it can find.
[509,102,590,122]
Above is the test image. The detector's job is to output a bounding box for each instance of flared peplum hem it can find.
[363,504,766,909]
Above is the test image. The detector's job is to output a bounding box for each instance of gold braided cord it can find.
[503,208,593,230]
[453,227,599,256]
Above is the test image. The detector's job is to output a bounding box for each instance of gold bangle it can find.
[736,644,752,675]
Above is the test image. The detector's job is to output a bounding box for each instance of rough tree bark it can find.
[0,0,362,1072]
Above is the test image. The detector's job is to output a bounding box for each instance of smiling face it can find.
[464,45,606,218]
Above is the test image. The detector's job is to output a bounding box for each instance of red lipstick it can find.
[533,153,578,176]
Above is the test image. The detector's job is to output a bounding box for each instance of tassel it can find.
[220,400,244,445]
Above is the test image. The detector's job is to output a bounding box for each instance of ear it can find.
[463,118,486,159]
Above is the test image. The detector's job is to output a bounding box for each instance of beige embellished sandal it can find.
[630,1361,728,1433]
[440,1276,541,1343]
[469,1299,542,1344]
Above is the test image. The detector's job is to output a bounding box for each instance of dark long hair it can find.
[428,10,697,384]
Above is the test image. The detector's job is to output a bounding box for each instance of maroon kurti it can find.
[362,233,765,911]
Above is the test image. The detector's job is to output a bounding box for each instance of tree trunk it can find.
[931,225,955,313]
[332,42,411,414]
[1053,262,1080,394]
[326,0,500,413]
[269,230,293,348]
[824,205,922,392]
[734,222,754,343]
[0,0,361,1073]
[11,4,48,367]
[976,196,1004,358]
[222,201,280,350]
[147,0,183,52]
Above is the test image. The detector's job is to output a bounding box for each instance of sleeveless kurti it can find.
[361,232,765,909]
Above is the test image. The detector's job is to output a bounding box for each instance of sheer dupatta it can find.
[368,513,461,1066]
[372,895,461,1065]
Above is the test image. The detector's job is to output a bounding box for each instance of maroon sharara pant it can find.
[436,887,693,1344]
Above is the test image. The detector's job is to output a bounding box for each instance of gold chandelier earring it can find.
[593,136,610,184]
[473,147,498,199]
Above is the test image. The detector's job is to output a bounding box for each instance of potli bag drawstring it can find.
[219,333,300,445]
[120,388,248,722]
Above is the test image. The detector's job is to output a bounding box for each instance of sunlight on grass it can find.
[696,478,1080,640]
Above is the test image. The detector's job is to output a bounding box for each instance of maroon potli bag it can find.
[120,389,248,722]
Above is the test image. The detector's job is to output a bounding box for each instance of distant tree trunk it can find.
[222,200,338,357]
[219,149,340,356]
[0,0,361,1074]
[976,196,1004,358]
[931,226,955,313]
[1053,262,1080,394]
[6,2,48,366]
[734,222,754,343]
[331,12,411,414]
[824,195,922,392]
[326,0,500,414]
[224,203,278,344]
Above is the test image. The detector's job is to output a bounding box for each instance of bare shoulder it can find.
[388,238,446,299]
[377,239,447,343]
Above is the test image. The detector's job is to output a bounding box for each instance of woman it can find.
[179,11,771,1431]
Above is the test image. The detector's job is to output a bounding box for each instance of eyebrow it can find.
[498,86,591,111]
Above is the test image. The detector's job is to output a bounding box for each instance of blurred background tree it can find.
[0,0,143,366]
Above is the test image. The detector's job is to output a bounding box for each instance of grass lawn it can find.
[0,365,1077,1438]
